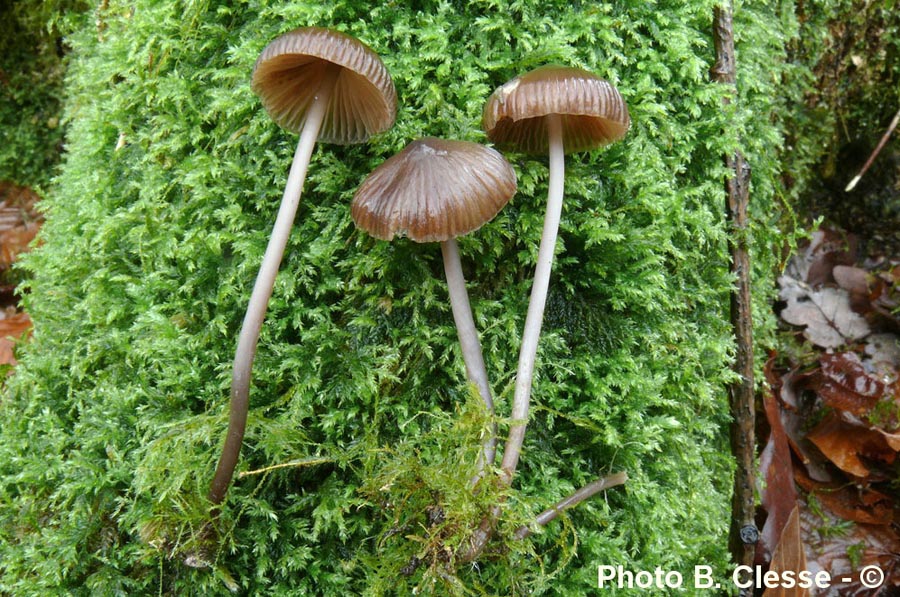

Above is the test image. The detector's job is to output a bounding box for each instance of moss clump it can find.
[0,0,823,594]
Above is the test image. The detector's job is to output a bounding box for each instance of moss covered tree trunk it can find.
[0,0,828,594]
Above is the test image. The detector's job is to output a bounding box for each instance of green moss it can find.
[0,0,828,594]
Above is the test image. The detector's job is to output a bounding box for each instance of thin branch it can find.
[513,471,628,540]
[845,106,900,191]
[711,2,758,569]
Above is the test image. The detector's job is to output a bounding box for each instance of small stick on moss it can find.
[237,457,334,478]
[711,2,757,569]
[845,106,900,191]
[513,471,628,540]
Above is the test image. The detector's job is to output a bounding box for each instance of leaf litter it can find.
[762,226,900,595]
[0,182,40,368]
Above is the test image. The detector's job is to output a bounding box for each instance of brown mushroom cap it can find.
[351,138,517,243]
[251,27,397,144]
[482,65,630,154]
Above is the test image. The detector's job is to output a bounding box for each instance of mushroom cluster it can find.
[212,23,630,561]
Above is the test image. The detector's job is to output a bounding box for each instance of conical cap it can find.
[252,27,396,144]
[352,138,517,243]
[482,65,629,154]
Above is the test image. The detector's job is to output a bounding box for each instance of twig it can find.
[513,471,628,540]
[711,3,757,569]
[845,106,900,191]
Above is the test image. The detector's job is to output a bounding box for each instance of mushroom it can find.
[482,65,629,484]
[351,137,517,472]
[209,27,397,506]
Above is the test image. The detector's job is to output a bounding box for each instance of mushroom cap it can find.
[482,65,630,154]
[351,138,517,243]
[251,27,397,144]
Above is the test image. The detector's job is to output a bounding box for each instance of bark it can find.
[711,3,758,571]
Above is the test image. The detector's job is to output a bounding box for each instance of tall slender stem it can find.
[441,238,497,471]
[461,115,565,562]
[500,113,565,483]
[208,65,339,506]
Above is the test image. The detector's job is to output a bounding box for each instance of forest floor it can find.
[0,181,39,367]
[759,143,900,594]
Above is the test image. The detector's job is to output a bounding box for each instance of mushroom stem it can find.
[512,471,628,540]
[461,115,565,563]
[440,238,497,472]
[500,112,565,483]
[209,64,340,506]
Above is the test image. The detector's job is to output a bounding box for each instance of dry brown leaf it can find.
[876,428,900,451]
[795,463,893,526]
[807,412,895,479]
[0,182,43,271]
[0,221,40,269]
[764,506,808,597]
[833,265,869,294]
[800,503,900,596]
[0,310,32,366]
[785,229,859,287]
[806,353,884,416]
[776,369,834,483]
[834,265,874,315]
[760,375,799,560]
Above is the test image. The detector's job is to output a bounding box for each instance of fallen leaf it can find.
[759,375,799,561]
[834,265,869,294]
[764,506,808,597]
[833,265,873,315]
[0,182,43,271]
[775,368,834,483]
[0,221,40,269]
[876,428,900,451]
[779,276,871,347]
[807,412,895,479]
[800,502,900,596]
[786,229,858,287]
[863,334,900,380]
[795,465,893,525]
[0,310,31,366]
[805,353,884,416]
